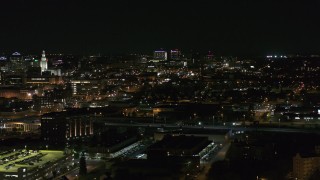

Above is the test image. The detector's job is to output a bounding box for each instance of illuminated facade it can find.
[0,121,41,132]
[40,50,48,73]
[9,52,25,72]
[70,80,101,96]
[25,76,63,85]
[153,50,167,61]
[170,49,181,60]
[0,86,35,100]
[293,147,320,180]
[41,112,94,145]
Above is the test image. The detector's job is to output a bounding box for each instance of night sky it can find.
[1,0,320,55]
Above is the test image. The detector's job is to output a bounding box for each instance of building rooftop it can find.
[0,150,64,173]
[148,135,210,155]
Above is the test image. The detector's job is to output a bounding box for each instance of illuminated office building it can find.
[170,49,181,60]
[153,50,167,61]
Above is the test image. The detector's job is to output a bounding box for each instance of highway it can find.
[102,122,320,134]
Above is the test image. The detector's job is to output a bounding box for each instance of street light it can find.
[212,115,215,127]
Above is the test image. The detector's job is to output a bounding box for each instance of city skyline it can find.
[1,1,320,179]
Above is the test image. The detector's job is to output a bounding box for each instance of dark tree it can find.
[52,170,57,177]
[79,152,87,176]
[61,176,69,180]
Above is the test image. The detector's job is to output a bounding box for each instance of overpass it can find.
[102,122,320,134]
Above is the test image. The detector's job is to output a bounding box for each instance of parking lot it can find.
[0,149,64,172]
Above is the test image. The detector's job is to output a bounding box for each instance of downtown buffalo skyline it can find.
[0,49,319,59]
[2,1,320,180]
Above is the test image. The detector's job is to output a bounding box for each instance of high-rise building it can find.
[204,51,214,61]
[293,146,320,180]
[170,49,181,60]
[40,50,48,73]
[9,52,25,72]
[0,56,8,72]
[41,111,94,145]
[24,55,38,68]
[153,50,167,61]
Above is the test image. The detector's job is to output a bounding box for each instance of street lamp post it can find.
[212,115,214,127]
